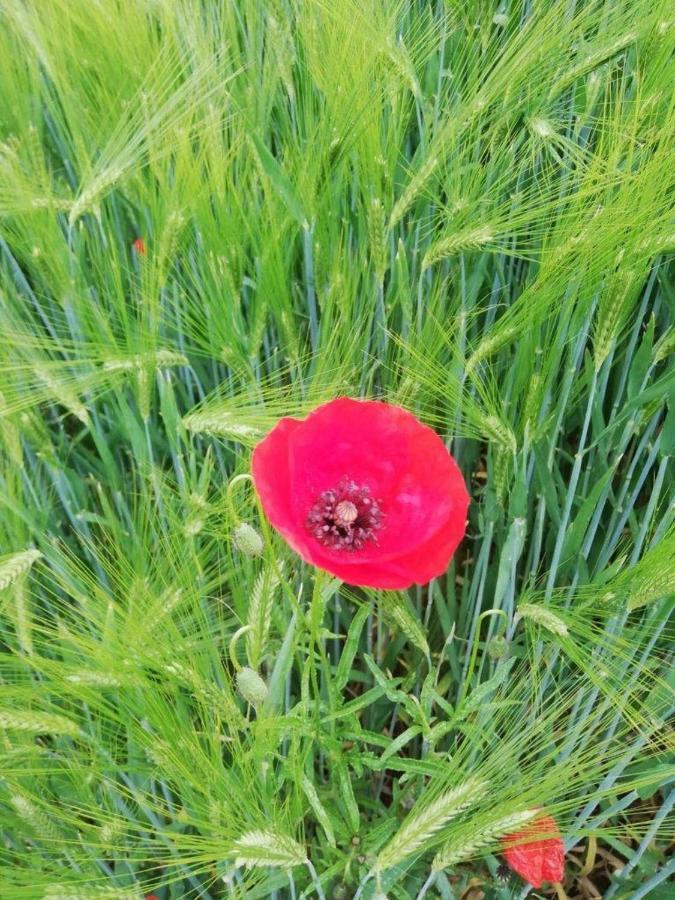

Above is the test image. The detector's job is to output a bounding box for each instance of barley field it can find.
[0,2,673,899]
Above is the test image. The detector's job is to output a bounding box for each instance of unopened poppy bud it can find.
[501,813,564,888]
[487,636,509,660]
[236,666,268,707]
[232,522,264,558]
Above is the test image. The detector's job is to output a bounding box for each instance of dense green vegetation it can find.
[0,1,673,897]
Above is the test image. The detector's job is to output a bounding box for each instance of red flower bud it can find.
[501,814,564,888]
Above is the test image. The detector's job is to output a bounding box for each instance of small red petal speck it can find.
[501,814,565,888]
[251,398,469,589]
[133,237,147,255]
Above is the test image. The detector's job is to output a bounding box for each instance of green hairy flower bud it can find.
[232,522,264,558]
[236,667,268,708]
[487,636,509,660]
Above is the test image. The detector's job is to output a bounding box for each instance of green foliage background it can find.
[0,1,673,898]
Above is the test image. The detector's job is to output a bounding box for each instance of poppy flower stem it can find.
[305,859,326,900]
[255,508,305,620]
[351,871,372,900]
[226,473,255,524]
[227,472,305,619]
[228,625,251,672]
[303,571,332,713]
[415,871,437,899]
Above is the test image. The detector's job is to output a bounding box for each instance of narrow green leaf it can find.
[301,775,336,847]
[333,759,361,835]
[265,612,297,713]
[560,464,617,564]
[250,133,306,225]
[335,602,372,692]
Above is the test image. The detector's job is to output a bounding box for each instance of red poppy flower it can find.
[501,814,564,888]
[133,237,147,255]
[251,398,469,589]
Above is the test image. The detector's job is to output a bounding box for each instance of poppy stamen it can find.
[307,479,382,551]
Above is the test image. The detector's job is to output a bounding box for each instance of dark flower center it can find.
[306,479,383,551]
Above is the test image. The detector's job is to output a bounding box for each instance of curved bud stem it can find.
[228,624,252,672]
[458,608,508,706]
[226,473,255,524]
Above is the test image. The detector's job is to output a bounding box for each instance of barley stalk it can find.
[11,792,61,840]
[368,197,388,280]
[155,587,184,623]
[164,663,246,728]
[389,154,438,227]
[465,325,519,372]
[0,710,80,736]
[268,15,296,102]
[64,670,139,688]
[422,226,495,269]
[483,416,517,454]
[432,809,538,870]
[375,779,488,871]
[34,366,89,424]
[0,390,22,465]
[594,269,638,370]
[246,566,280,669]
[13,577,33,656]
[523,372,543,438]
[492,448,510,504]
[44,887,143,900]
[653,327,675,364]
[183,410,263,439]
[381,593,430,656]
[232,829,307,869]
[102,349,188,372]
[0,549,42,591]
[517,604,569,637]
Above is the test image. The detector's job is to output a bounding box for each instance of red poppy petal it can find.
[251,416,309,553]
[287,398,416,499]
[287,398,467,561]
[300,498,467,588]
